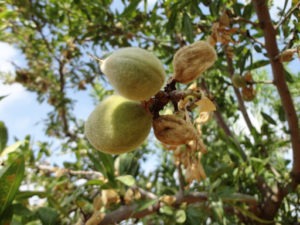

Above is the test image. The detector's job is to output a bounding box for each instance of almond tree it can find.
[0,0,299,224]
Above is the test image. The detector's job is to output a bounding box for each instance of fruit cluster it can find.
[85,41,217,182]
[85,47,165,154]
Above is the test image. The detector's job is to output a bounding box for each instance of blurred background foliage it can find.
[0,0,299,224]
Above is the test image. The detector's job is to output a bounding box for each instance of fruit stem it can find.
[87,53,104,64]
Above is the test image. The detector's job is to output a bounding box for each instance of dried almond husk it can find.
[280,49,295,62]
[101,189,120,206]
[241,85,256,102]
[153,114,196,145]
[173,41,217,84]
[160,195,176,206]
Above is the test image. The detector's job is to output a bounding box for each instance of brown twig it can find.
[232,16,259,27]
[225,46,255,132]
[253,80,274,85]
[97,191,257,225]
[57,60,72,137]
[275,1,300,30]
[36,164,104,179]
[176,163,185,198]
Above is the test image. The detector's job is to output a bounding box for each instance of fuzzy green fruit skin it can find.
[101,47,165,101]
[85,95,152,154]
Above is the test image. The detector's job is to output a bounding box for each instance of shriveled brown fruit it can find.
[152,114,196,146]
[242,86,256,101]
[243,71,253,83]
[172,41,217,84]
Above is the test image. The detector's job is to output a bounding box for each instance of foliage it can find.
[0,0,300,224]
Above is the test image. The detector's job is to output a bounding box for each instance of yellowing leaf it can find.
[0,141,23,158]
[116,175,136,186]
[195,97,216,112]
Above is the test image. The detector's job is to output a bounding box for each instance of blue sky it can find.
[0,0,297,167]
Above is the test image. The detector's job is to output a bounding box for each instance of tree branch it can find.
[253,0,300,181]
[251,0,300,221]
[225,47,255,132]
[232,16,259,27]
[36,164,104,179]
[176,163,185,198]
[275,1,300,30]
[97,191,257,225]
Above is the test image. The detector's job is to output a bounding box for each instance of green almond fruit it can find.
[85,95,152,154]
[100,47,165,101]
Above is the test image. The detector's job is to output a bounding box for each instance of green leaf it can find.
[186,205,205,224]
[135,199,157,212]
[159,205,173,215]
[12,203,35,218]
[166,10,178,32]
[0,95,8,102]
[182,13,193,43]
[122,0,140,17]
[116,175,136,186]
[0,121,8,152]
[85,179,106,186]
[261,112,277,125]
[175,209,186,223]
[37,207,59,225]
[88,151,115,184]
[284,69,294,83]
[0,204,13,225]
[235,205,273,223]
[243,3,253,19]
[253,44,262,53]
[0,155,25,216]
[117,152,139,176]
[246,60,269,70]
[15,191,47,201]
[96,151,115,182]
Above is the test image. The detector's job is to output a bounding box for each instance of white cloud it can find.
[0,82,29,113]
[0,41,18,73]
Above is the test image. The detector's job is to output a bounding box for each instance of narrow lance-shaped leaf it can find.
[0,95,8,102]
[182,13,194,43]
[0,155,25,216]
[261,112,277,125]
[37,207,59,225]
[122,0,140,17]
[245,60,270,70]
[0,121,8,153]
